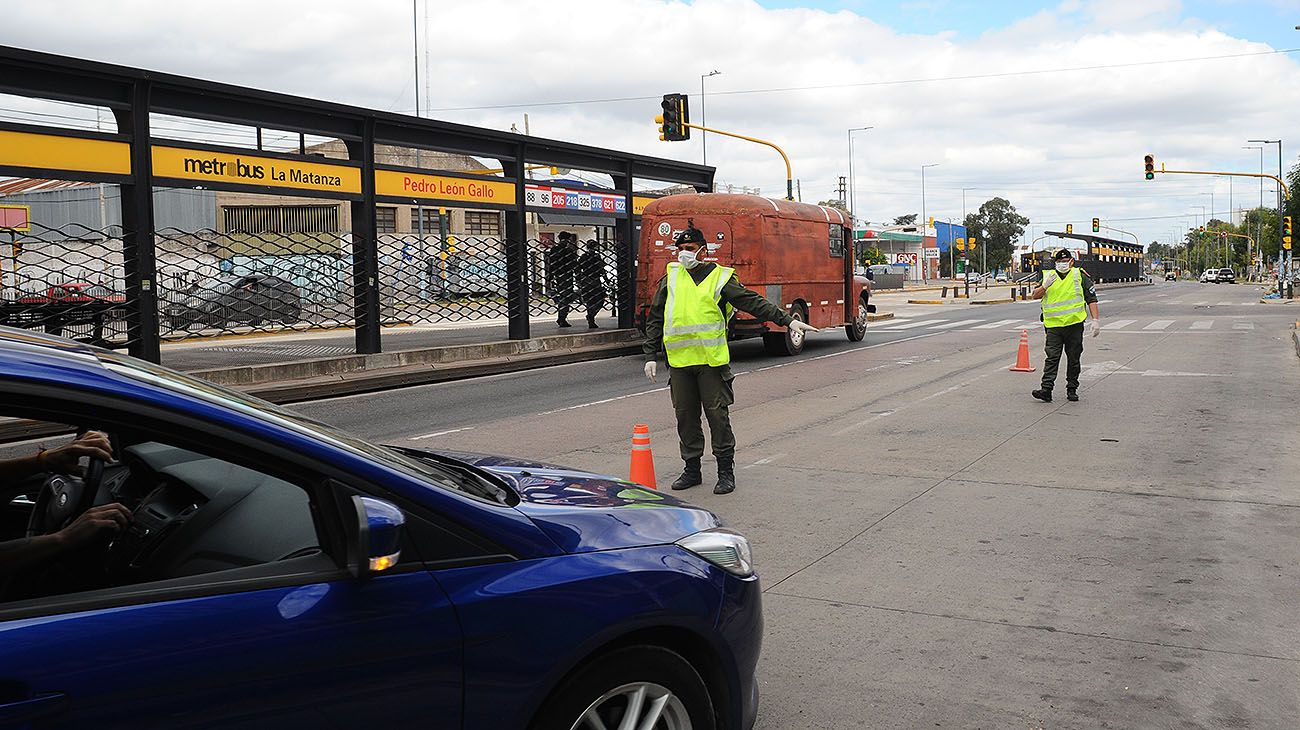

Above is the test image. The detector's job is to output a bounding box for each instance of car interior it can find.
[1,419,330,606]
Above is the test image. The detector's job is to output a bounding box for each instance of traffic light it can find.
[969,237,977,250]
[1143,154,1155,180]
[1284,215,1293,239]
[1092,217,1100,233]
[1066,224,1073,234]
[655,93,690,142]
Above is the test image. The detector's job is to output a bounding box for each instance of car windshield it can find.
[192,275,241,293]
[93,349,511,504]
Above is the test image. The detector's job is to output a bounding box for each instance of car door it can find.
[0,406,464,729]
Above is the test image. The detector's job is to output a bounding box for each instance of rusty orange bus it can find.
[636,193,873,355]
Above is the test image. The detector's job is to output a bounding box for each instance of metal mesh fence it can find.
[1,221,135,349]
[527,238,619,326]
[155,227,354,340]
[376,235,620,328]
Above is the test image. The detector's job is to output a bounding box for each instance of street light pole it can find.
[847,126,873,230]
[1248,139,1283,292]
[700,70,720,168]
[921,163,940,282]
[961,186,977,272]
[1244,145,1264,279]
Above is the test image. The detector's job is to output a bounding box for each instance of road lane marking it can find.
[929,320,980,329]
[973,319,1021,329]
[1142,320,1174,330]
[1232,321,1255,330]
[744,452,788,469]
[409,426,475,440]
[1190,320,1213,330]
[877,319,947,330]
[832,368,999,436]
[1102,319,1136,330]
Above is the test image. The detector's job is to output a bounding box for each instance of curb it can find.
[907,299,948,305]
[242,340,643,403]
[970,298,1015,305]
[1259,298,1296,305]
[867,312,895,322]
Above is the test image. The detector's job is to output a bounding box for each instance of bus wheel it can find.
[846,297,868,342]
[765,305,807,356]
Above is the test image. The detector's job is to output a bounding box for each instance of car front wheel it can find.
[533,645,715,730]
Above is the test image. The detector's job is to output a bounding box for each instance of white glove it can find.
[789,319,821,334]
[1088,320,1100,338]
[644,361,658,383]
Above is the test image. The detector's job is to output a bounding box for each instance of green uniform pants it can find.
[1041,321,1084,392]
[668,364,736,461]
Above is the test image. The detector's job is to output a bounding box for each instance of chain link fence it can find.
[1,221,135,349]
[2,221,625,357]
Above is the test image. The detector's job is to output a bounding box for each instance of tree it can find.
[817,199,848,212]
[892,213,918,226]
[963,198,1028,273]
[856,245,887,267]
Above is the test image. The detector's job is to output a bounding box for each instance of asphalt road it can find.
[295,280,1300,729]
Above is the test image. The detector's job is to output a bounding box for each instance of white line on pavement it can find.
[409,426,476,440]
[1102,319,1137,330]
[1233,321,1255,330]
[929,320,980,329]
[973,319,1021,329]
[1190,320,1213,330]
[1143,320,1174,330]
[877,319,947,330]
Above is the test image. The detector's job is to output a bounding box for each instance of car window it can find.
[0,416,329,607]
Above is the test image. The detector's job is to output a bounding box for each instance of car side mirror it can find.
[350,495,404,579]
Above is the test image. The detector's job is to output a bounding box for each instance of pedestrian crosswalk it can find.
[873,316,1266,334]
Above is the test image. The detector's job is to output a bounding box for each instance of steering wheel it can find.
[25,456,106,538]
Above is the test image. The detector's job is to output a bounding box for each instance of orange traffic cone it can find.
[628,423,657,489]
[1009,328,1036,372]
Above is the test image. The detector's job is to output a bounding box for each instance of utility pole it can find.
[836,176,847,208]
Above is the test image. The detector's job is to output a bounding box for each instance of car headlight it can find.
[676,528,754,578]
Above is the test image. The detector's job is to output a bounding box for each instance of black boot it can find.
[1066,389,1078,402]
[713,456,736,495]
[670,458,702,491]
[557,319,572,328]
[587,317,598,329]
[1031,389,1052,403]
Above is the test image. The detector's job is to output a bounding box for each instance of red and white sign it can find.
[0,205,30,231]
[894,252,919,266]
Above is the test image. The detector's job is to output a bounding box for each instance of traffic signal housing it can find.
[1092,217,1100,233]
[1066,224,1073,234]
[655,93,691,142]
[1284,216,1293,239]
[1144,154,1155,180]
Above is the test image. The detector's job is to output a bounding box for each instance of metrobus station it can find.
[0,46,714,366]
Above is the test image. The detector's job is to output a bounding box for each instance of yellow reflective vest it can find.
[662,262,735,368]
[1040,267,1087,328]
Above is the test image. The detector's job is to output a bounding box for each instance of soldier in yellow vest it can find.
[642,223,820,494]
[1030,248,1101,402]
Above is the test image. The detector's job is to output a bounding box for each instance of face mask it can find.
[678,249,699,268]
[1055,262,1071,273]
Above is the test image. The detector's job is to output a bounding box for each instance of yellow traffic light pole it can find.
[1151,164,1290,200]
[677,122,794,201]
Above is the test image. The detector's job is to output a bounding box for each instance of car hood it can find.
[432,449,721,553]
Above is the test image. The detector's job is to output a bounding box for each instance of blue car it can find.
[0,327,761,730]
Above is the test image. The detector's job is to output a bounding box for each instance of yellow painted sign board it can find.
[152,145,361,195]
[375,169,514,205]
[632,196,655,216]
[0,129,130,176]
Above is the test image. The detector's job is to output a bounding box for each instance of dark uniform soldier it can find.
[642,223,819,494]
[1030,248,1101,402]
[545,232,579,327]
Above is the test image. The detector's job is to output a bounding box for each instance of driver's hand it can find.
[42,431,113,474]
[55,503,131,550]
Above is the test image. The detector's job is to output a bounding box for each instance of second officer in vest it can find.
[1030,248,1101,402]
[642,222,820,494]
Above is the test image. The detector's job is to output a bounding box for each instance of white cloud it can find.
[1,0,1297,247]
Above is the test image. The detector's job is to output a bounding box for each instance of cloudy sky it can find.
[3,0,1299,247]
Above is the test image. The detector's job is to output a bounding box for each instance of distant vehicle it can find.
[866,264,893,280]
[1,282,127,346]
[165,273,302,330]
[995,272,1008,283]
[1165,271,1177,281]
[637,193,874,355]
[1199,270,1216,283]
[1216,268,1236,283]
